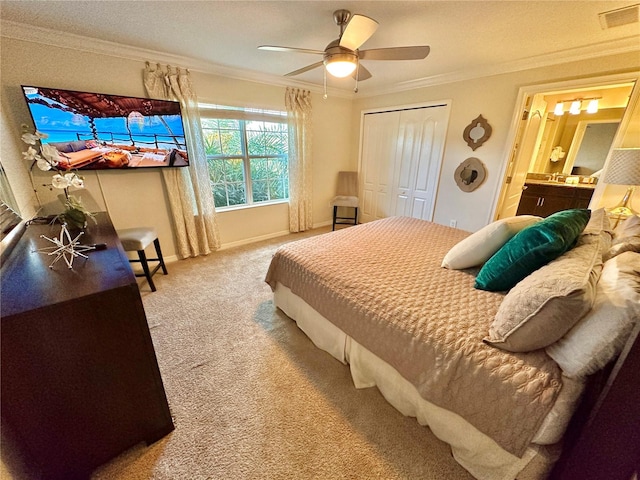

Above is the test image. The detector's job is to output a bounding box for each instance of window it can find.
[200,105,289,209]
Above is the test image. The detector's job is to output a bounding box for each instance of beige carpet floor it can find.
[92,227,474,480]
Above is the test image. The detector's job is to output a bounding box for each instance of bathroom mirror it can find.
[563,120,619,175]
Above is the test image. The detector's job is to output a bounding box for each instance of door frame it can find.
[490,71,640,222]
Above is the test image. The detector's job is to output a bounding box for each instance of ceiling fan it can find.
[258,9,430,85]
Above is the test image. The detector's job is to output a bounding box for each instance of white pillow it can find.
[441,215,542,269]
[546,251,640,378]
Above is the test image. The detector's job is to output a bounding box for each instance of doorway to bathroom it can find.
[493,73,638,220]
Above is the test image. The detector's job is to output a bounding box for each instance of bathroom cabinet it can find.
[516,183,594,217]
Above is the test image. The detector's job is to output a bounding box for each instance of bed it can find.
[265,213,640,480]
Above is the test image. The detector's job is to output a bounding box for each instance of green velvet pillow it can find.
[475,209,591,292]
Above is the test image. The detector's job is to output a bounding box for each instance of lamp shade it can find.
[603,148,640,185]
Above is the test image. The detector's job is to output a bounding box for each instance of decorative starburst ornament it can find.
[37,223,95,269]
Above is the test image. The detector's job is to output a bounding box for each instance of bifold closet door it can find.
[360,110,400,224]
[359,104,449,224]
[390,106,448,220]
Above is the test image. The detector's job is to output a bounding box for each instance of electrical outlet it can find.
[449,219,457,228]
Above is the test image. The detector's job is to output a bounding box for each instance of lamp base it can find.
[608,186,638,216]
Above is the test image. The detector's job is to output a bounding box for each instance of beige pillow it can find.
[606,214,640,261]
[613,214,640,239]
[484,230,610,352]
[546,251,640,378]
[441,215,541,269]
[583,207,612,234]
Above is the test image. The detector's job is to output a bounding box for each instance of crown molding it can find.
[3,20,638,100]
[0,20,353,100]
[361,35,640,98]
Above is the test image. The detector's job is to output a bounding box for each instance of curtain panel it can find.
[285,88,313,233]
[143,63,220,258]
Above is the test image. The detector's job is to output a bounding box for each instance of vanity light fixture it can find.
[569,100,582,115]
[552,96,601,116]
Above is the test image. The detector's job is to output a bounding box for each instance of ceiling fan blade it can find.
[339,14,379,51]
[284,61,324,77]
[258,45,324,55]
[353,64,372,81]
[359,46,430,61]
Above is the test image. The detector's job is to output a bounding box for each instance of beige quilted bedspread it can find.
[265,217,563,456]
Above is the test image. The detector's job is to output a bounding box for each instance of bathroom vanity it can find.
[515,175,595,217]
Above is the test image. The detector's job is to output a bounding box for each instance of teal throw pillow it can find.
[475,209,591,292]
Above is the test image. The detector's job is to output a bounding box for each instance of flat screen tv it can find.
[21,85,189,170]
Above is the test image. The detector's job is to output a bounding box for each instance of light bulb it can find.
[586,99,599,114]
[569,100,581,115]
[554,102,564,116]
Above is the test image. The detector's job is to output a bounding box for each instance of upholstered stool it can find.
[117,227,168,292]
[330,171,359,231]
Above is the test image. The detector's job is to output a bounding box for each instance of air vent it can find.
[599,4,639,29]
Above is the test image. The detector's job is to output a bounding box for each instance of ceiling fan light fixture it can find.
[324,53,357,77]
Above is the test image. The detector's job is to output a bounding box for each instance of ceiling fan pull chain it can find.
[354,62,360,93]
[323,68,328,99]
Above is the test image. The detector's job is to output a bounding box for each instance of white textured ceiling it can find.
[1,1,639,94]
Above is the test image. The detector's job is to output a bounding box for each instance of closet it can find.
[359,103,450,224]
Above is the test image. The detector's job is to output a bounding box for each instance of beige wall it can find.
[2,31,639,257]
[351,51,640,233]
[0,36,354,258]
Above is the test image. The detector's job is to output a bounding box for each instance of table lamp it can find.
[603,148,640,216]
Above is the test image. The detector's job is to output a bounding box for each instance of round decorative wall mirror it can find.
[454,157,487,192]
[463,115,492,151]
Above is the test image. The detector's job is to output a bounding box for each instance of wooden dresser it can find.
[1,213,174,479]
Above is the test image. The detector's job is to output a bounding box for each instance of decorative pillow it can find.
[475,209,591,291]
[583,207,611,235]
[69,140,88,152]
[613,214,640,239]
[605,215,640,261]
[48,141,74,153]
[85,140,99,149]
[441,215,542,269]
[484,228,609,352]
[546,251,640,378]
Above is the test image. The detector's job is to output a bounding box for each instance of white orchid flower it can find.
[40,144,60,167]
[51,174,71,189]
[36,157,53,171]
[69,174,84,189]
[35,131,48,140]
[21,132,40,145]
[22,146,39,161]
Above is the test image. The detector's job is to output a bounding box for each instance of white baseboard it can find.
[219,229,291,250]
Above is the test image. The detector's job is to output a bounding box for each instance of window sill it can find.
[216,199,289,213]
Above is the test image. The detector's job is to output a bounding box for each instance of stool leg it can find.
[153,238,168,275]
[138,249,156,292]
[332,206,338,231]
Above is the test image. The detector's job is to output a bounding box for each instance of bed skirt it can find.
[273,282,583,480]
